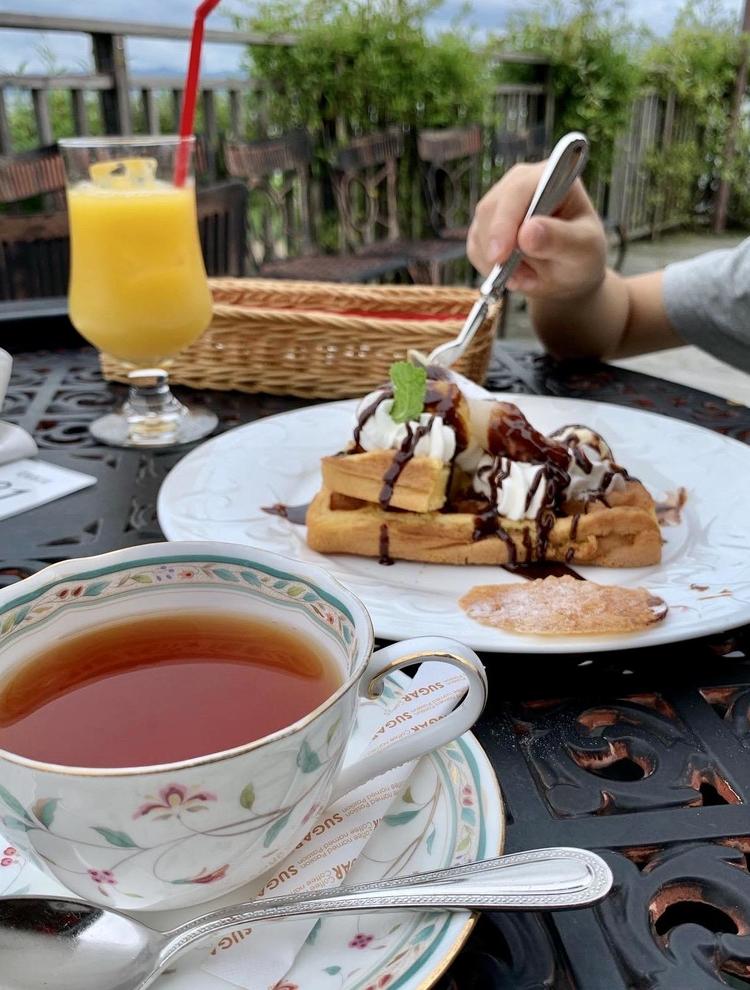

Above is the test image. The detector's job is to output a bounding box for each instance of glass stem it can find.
[124,368,187,444]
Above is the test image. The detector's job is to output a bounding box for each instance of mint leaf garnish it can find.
[389,361,427,423]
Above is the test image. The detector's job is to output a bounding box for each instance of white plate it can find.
[157,394,750,653]
[0,672,503,990]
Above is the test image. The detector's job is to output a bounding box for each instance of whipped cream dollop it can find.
[552,425,627,500]
[355,389,456,463]
[473,454,549,521]
[471,424,627,520]
[552,425,613,458]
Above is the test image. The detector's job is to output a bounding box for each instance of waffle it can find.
[327,379,472,513]
[306,479,662,568]
[321,450,450,513]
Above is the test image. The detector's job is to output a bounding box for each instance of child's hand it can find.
[467,160,608,301]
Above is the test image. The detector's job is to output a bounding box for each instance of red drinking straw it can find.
[174,0,222,187]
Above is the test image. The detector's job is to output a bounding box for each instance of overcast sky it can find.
[0,0,744,77]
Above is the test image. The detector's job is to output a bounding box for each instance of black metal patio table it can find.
[3,337,750,990]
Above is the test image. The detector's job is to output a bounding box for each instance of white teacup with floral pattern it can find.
[0,541,487,910]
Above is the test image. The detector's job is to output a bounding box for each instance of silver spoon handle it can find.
[160,847,611,966]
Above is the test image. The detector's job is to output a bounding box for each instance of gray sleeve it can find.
[662,237,750,373]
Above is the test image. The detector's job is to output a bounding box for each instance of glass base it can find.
[89,408,218,448]
[91,368,217,448]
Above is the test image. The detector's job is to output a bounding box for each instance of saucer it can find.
[0,672,503,990]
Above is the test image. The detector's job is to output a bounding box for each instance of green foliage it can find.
[642,0,741,223]
[237,0,490,136]
[7,91,103,151]
[499,0,642,179]
[644,0,738,115]
[501,0,746,227]
[643,140,705,222]
[3,0,748,231]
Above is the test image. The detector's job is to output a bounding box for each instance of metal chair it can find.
[225,130,410,282]
[224,131,314,271]
[196,181,248,277]
[417,124,483,242]
[0,139,213,200]
[355,126,484,284]
[0,144,66,213]
[0,211,69,301]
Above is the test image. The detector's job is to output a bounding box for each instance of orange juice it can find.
[67,181,212,365]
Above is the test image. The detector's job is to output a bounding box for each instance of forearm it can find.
[529,270,682,360]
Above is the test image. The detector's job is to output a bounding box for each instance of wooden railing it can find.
[0,12,295,155]
[486,52,555,171]
[0,13,702,241]
[607,90,699,239]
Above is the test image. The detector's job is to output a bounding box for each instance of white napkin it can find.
[201,662,470,990]
[0,351,97,519]
[0,350,38,465]
[0,422,38,466]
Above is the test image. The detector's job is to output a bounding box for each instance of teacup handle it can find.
[330,637,487,800]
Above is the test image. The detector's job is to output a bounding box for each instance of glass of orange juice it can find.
[59,136,216,447]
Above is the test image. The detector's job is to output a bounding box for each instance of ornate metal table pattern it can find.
[4,346,750,990]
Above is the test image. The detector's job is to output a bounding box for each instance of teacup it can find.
[0,541,486,910]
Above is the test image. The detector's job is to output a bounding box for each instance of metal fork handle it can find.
[160,847,612,966]
[481,131,589,302]
[422,131,590,370]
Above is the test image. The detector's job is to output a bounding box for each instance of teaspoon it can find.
[0,846,611,990]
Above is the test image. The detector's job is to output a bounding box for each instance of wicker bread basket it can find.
[100,277,500,399]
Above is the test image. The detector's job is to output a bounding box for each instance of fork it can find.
[413,131,589,372]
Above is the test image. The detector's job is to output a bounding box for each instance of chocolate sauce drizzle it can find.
[426,382,469,454]
[471,456,517,563]
[582,492,610,512]
[370,381,469,512]
[378,417,435,509]
[570,513,581,541]
[379,523,393,565]
[353,390,612,576]
[521,526,533,562]
[472,510,518,565]
[572,444,594,474]
[475,457,559,560]
[353,387,393,448]
[551,423,606,456]
[479,404,574,559]
[550,423,632,485]
[490,404,570,473]
[507,561,584,580]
